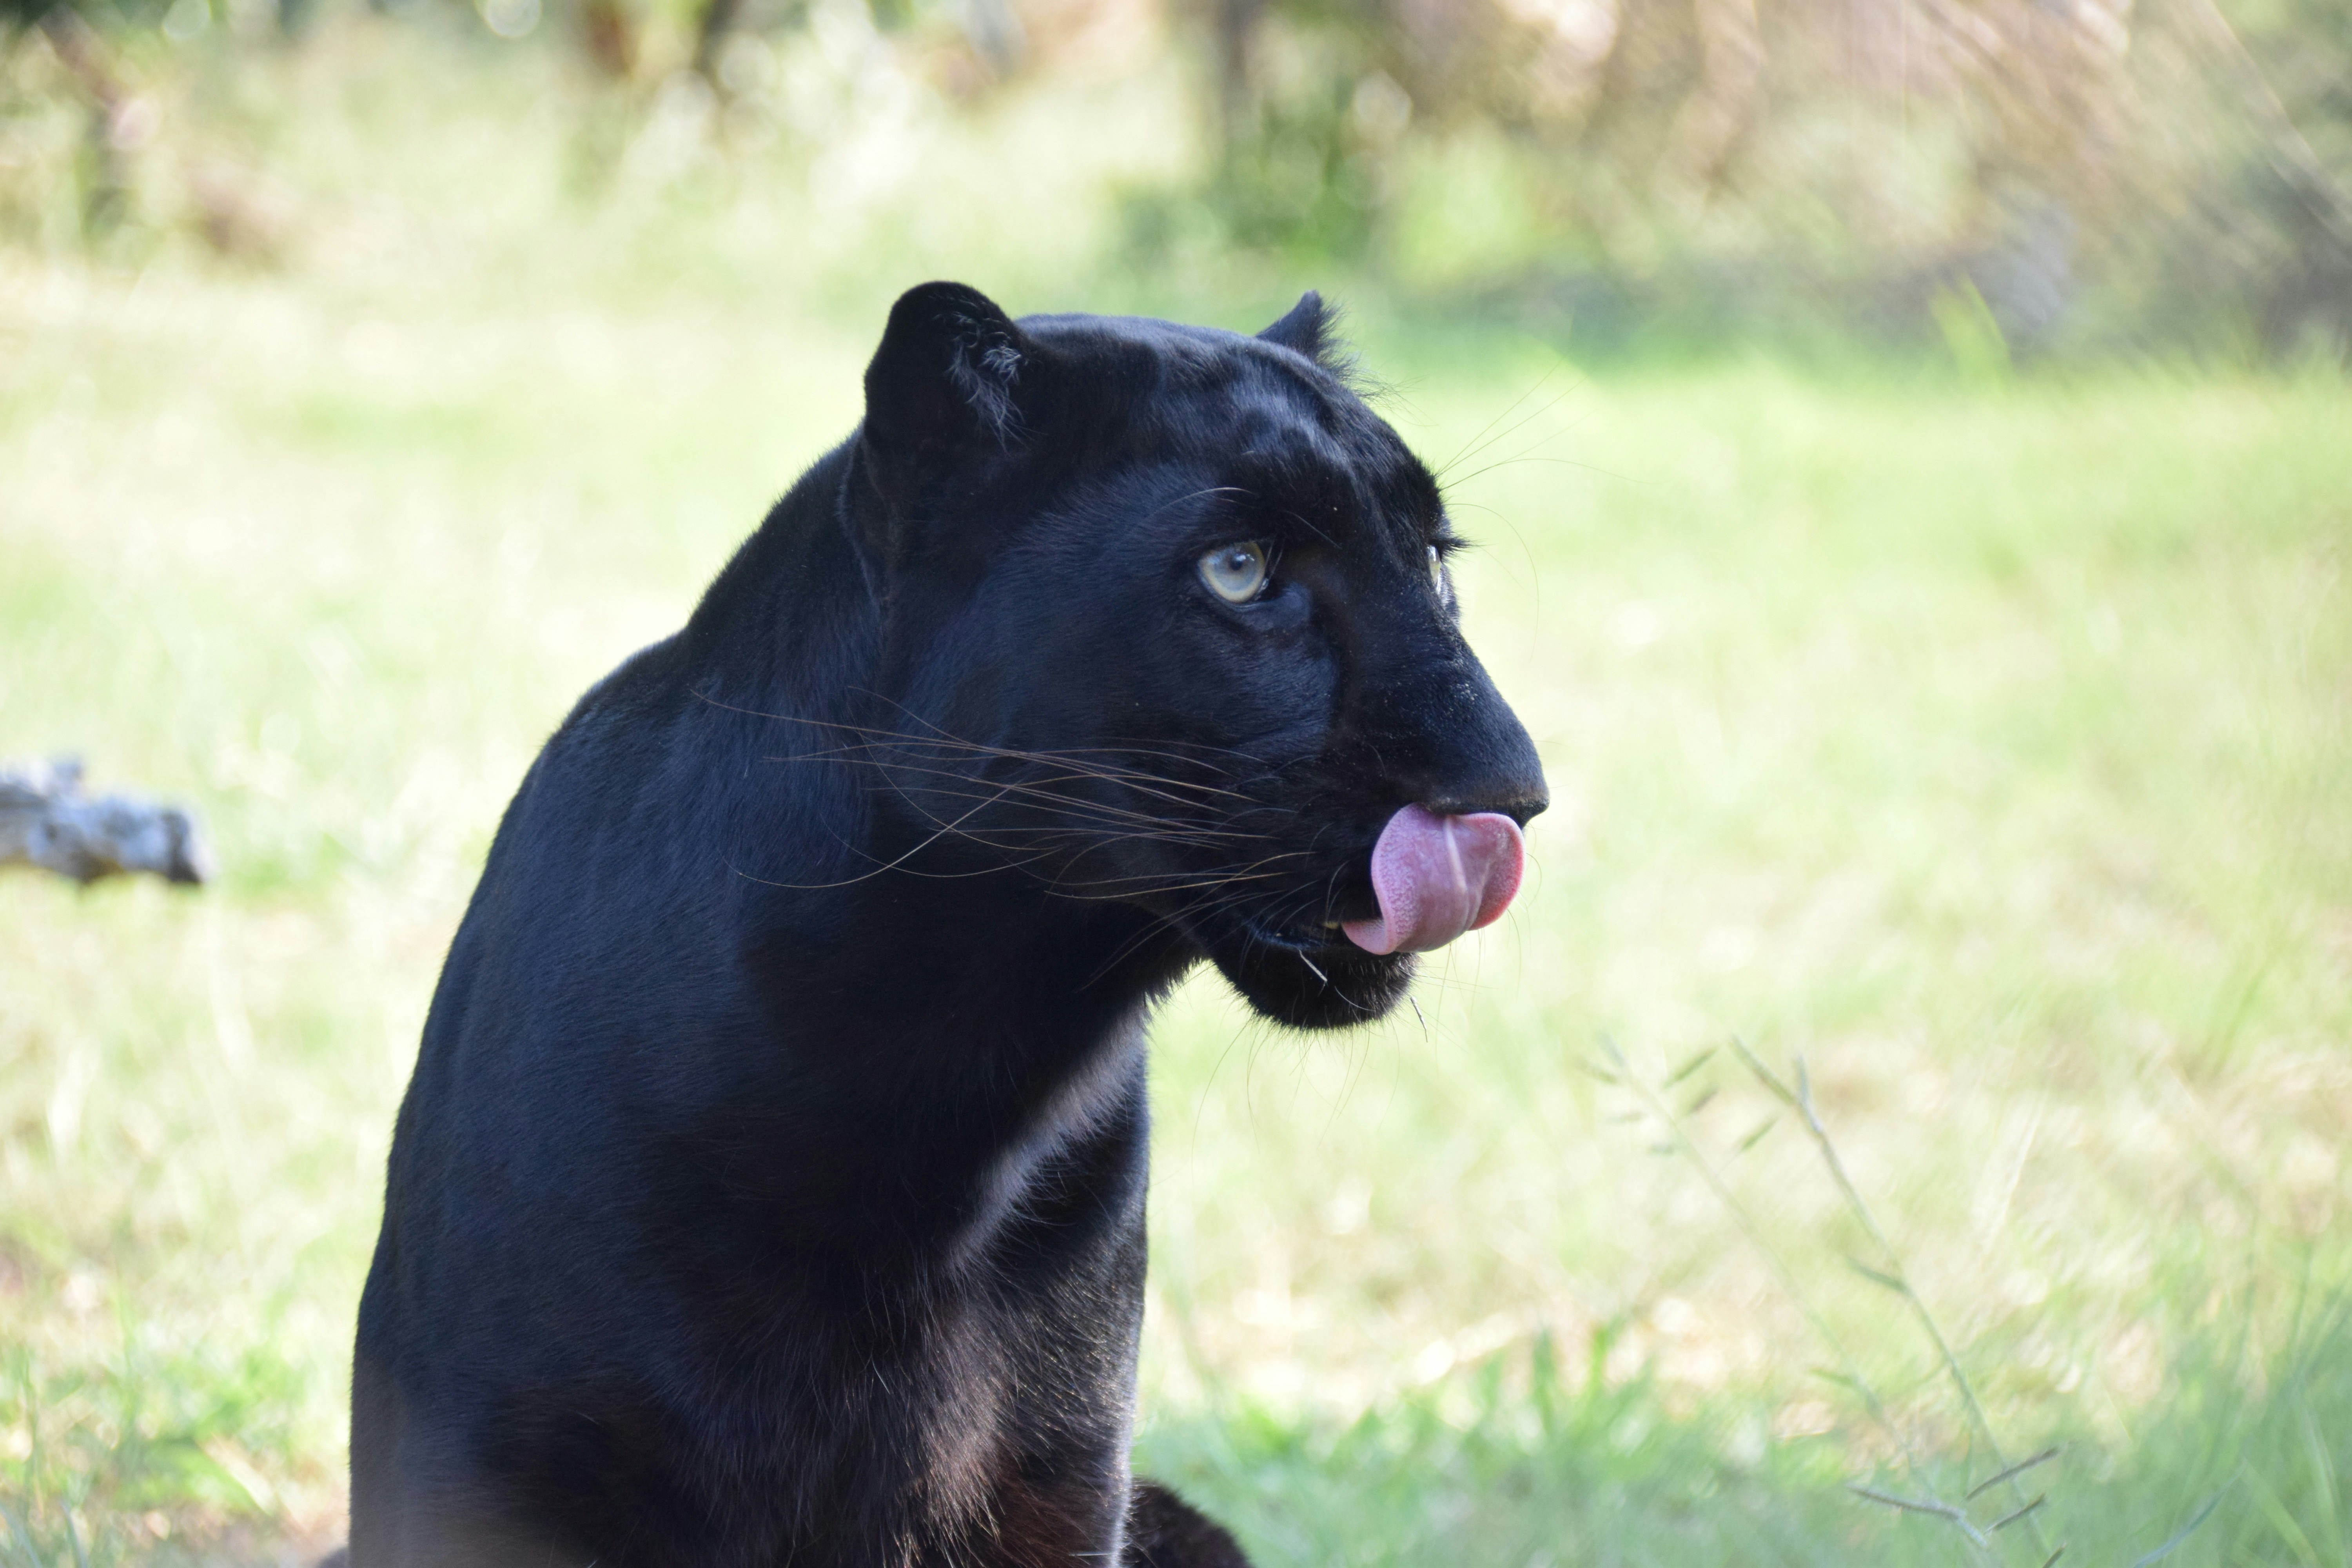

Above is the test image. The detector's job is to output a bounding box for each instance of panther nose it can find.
[1360,628,1548,830]
[1424,783,1548,829]
[1389,681,1548,829]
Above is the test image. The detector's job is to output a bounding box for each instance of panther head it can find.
[841,281,1548,1031]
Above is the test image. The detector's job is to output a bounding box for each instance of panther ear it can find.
[1257,291,1329,359]
[864,281,1033,459]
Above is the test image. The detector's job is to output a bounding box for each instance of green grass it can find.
[4,18,2351,1564]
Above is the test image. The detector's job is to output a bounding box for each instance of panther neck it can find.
[656,458,1199,1265]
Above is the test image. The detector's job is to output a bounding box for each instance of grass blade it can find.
[1967,1446,2062,1501]
[2128,1490,2225,1568]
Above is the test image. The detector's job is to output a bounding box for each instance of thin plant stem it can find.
[1731,1038,2053,1553]
[1846,1483,1992,1548]
[1598,1036,1926,1475]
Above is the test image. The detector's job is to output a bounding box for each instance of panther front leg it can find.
[1125,1480,1253,1568]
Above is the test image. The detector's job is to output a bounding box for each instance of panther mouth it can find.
[1338,806,1525,956]
[1236,919,1393,963]
[1183,804,1526,1030]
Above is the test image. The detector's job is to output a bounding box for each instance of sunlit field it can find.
[4,21,2350,1564]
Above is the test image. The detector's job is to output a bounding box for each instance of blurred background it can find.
[1,0,2348,1557]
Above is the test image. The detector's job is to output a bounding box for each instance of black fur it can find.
[348,284,1546,1566]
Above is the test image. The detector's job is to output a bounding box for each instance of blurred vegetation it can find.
[1,0,2350,1560]
[2,0,2349,350]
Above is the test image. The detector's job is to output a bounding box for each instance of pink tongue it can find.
[1341,805,1525,956]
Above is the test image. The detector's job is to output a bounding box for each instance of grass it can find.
[4,15,2352,1564]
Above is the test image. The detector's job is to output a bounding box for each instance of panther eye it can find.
[1427,544,1447,593]
[1199,541,1271,604]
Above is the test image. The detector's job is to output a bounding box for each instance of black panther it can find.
[347,283,1547,1566]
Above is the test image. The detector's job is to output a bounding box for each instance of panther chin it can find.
[1209,933,1419,1032]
